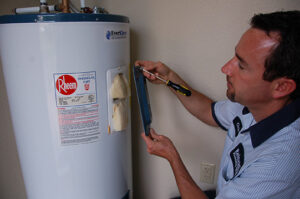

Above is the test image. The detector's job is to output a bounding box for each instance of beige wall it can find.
[97,0,300,199]
[0,1,299,199]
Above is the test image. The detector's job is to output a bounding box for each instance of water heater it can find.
[0,13,131,199]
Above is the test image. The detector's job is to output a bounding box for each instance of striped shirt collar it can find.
[242,98,300,148]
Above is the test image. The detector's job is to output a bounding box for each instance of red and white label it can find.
[54,71,100,146]
[56,75,78,95]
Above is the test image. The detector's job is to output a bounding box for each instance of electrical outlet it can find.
[200,162,215,184]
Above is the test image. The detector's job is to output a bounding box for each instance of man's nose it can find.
[221,57,235,76]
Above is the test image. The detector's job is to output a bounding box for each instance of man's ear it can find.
[272,77,296,99]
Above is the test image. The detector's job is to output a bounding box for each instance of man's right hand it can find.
[135,60,173,84]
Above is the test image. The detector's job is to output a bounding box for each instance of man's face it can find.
[221,28,279,108]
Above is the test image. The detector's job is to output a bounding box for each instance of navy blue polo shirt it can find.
[212,99,300,199]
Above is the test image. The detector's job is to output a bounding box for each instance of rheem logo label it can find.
[56,75,77,95]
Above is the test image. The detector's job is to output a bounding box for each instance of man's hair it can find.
[250,11,300,99]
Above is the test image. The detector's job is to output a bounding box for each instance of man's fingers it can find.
[135,60,153,68]
[141,129,161,143]
[144,72,156,80]
[149,128,161,140]
[135,60,158,72]
[141,132,154,145]
[135,61,159,82]
[135,60,148,66]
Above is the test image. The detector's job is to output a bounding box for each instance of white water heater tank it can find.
[0,13,131,199]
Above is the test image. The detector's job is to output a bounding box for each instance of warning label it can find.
[58,105,100,145]
[54,72,100,146]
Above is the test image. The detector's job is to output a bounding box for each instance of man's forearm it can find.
[168,71,218,127]
[169,151,209,199]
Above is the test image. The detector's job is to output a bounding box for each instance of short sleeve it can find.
[212,100,244,131]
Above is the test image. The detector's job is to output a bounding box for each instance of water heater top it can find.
[0,13,129,24]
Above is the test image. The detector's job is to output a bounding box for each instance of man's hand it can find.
[141,128,179,163]
[141,128,209,199]
[135,60,173,85]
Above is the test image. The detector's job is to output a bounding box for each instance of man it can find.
[135,11,300,199]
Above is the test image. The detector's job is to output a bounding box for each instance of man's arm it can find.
[142,129,209,199]
[135,60,218,127]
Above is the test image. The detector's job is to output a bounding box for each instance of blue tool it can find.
[133,65,152,136]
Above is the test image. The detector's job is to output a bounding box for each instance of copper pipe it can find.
[61,0,70,13]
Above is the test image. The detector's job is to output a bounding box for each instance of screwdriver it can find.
[137,66,192,96]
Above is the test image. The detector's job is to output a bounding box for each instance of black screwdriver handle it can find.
[166,80,192,96]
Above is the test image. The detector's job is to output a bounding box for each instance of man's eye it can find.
[238,63,244,70]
